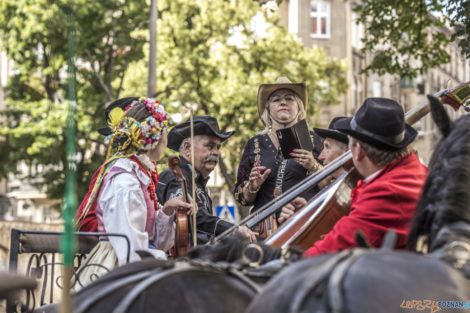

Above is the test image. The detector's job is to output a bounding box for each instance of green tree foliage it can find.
[0,0,347,205]
[354,0,469,78]
[0,0,149,200]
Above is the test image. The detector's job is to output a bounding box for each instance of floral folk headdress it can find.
[75,97,169,229]
[105,97,169,158]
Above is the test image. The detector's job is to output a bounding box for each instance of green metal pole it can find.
[61,3,77,312]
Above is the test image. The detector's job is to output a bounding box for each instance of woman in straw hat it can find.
[233,77,322,236]
[75,97,193,289]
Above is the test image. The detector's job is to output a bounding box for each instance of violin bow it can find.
[190,109,197,246]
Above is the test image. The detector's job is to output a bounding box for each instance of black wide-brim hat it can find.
[314,117,349,144]
[167,115,235,151]
[98,97,139,136]
[336,98,417,150]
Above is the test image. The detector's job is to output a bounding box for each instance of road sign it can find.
[216,205,236,223]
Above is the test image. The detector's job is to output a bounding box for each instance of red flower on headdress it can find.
[153,112,162,121]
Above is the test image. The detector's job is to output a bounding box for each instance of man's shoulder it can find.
[156,168,183,201]
[360,156,426,198]
[157,168,181,192]
[158,168,175,182]
[381,153,427,181]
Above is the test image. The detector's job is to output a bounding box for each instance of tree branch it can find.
[107,31,116,98]
[115,55,131,100]
[87,51,112,101]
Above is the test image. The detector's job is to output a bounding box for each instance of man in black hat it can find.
[157,116,257,244]
[315,117,349,183]
[303,98,427,257]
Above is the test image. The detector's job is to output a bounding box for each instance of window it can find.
[288,0,299,34]
[372,81,382,97]
[310,1,330,38]
[351,13,364,49]
[351,77,357,111]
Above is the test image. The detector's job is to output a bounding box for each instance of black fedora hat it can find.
[336,98,417,150]
[167,116,235,151]
[314,117,349,144]
[98,97,139,136]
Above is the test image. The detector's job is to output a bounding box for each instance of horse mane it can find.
[408,113,470,250]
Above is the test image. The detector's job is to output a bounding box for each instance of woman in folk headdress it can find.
[233,77,322,236]
[75,97,192,288]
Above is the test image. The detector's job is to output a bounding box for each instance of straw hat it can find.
[257,76,308,119]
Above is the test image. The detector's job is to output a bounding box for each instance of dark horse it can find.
[37,256,261,313]
[246,95,470,313]
[72,257,260,313]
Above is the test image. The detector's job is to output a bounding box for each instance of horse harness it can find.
[75,259,261,313]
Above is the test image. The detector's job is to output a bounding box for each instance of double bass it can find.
[215,81,470,250]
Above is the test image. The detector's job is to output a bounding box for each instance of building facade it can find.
[278,0,470,164]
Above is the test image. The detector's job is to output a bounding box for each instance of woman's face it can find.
[149,131,168,162]
[268,89,300,126]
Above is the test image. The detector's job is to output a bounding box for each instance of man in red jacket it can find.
[303,98,427,257]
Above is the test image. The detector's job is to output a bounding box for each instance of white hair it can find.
[178,135,204,154]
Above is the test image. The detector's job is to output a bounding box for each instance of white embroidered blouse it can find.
[96,155,175,265]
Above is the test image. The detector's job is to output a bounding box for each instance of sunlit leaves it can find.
[354,0,462,78]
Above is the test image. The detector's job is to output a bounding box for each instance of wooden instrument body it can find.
[265,168,361,250]
[168,156,191,258]
[174,199,190,257]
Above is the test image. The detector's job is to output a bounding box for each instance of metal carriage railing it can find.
[7,228,130,313]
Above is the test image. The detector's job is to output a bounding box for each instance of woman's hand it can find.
[290,149,318,171]
[162,196,195,216]
[247,166,271,193]
[277,197,307,224]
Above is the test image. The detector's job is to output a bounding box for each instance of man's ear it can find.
[355,142,366,161]
[182,141,191,159]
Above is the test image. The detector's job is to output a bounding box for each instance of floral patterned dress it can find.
[234,132,322,214]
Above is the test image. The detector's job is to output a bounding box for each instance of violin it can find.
[168,156,191,257]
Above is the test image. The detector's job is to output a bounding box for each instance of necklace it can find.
[268,129,280,150]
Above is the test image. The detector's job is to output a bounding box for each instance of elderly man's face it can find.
[319,137,348,166]
[190,135,221,178]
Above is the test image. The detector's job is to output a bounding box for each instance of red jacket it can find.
[303,151,427,257]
